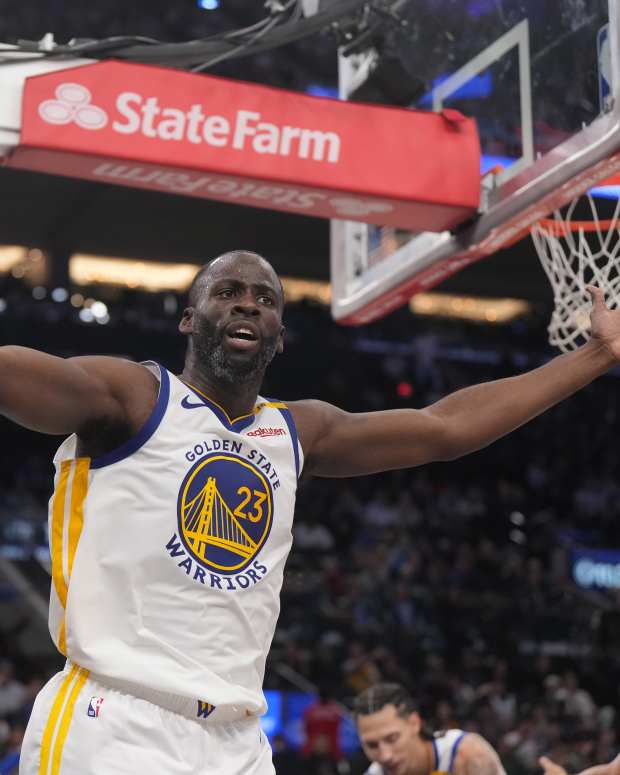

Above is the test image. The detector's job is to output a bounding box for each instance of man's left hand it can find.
[589,285,620,361]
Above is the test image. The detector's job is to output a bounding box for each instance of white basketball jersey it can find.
[47,362,302,720]
[365,729,467,775]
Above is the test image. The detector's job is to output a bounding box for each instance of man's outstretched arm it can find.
[0,346,156,436]
[294,287,619,477]
[540,754,620,775]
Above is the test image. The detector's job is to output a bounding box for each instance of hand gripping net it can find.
[531,192,620,352]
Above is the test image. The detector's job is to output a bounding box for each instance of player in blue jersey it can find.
[2,249,620,775]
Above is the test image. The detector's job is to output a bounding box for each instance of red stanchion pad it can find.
[7,60,480,232]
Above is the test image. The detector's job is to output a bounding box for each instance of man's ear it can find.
[277,325,285,354]
[408,712,422,735]
[179,307,194,335]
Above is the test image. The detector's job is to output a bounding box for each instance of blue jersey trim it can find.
[90,362,170,469]
[448,732,466,773]
[182,384,257,433]
[278,406,301,479]
[432,739,439,770]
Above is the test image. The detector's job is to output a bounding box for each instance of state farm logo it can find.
[36,84,340,164]
[38,83,108,130]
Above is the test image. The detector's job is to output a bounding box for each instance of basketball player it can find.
[354,682,506,775]
[3,249,620,775]
[539,755,620,775]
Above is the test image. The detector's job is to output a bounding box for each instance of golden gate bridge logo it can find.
[177,453,273,573]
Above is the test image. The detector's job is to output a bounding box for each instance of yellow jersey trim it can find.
[50,459,90,655]
[184,381,287,424]
[51,668,89,775]
[38,664,79,775]
[50,461,71,609]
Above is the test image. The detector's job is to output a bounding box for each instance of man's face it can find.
[357,705,422,775]
[181,253,284,384]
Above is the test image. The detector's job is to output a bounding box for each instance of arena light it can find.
[70,254,201,292]
[0,245,27,272]
[262,279,530,324]
[305,84,339,99]
[280,277,331,305]
[0,246,47,283]
[68,257,527,323]
[51,287,69,302]
[410,292,530,323]
[69,256,334,301]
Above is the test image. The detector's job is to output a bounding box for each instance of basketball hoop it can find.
[531,189,620,352]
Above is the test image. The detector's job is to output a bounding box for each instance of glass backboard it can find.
[331,0,620,324]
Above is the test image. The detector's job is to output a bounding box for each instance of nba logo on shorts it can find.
[87,697,104,718]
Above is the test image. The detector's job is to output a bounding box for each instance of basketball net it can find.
[531,190,620,352]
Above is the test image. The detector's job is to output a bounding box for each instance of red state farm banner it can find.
[8,60,480,231]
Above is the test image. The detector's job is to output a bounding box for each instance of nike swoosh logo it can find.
[181,395,206,409]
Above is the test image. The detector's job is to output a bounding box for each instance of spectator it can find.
[302,687,343,762]
[0,665,26,721]
[271,734,299,775]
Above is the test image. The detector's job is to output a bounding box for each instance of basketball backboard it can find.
[331,0,620,324]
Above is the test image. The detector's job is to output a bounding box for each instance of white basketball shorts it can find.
[20,663,275,775]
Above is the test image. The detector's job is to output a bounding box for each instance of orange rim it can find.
[536,218,620,236]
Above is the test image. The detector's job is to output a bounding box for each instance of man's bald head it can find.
[181,249,285,384]
[188,250,284,308]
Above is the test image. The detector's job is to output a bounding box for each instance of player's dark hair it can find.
[353,683,434,740]
[353,683,417,719]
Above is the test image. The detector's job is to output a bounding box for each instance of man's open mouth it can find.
[225,324,259,350]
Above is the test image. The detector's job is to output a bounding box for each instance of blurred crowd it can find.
[0,661,41,775]
[1,280,620,774]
